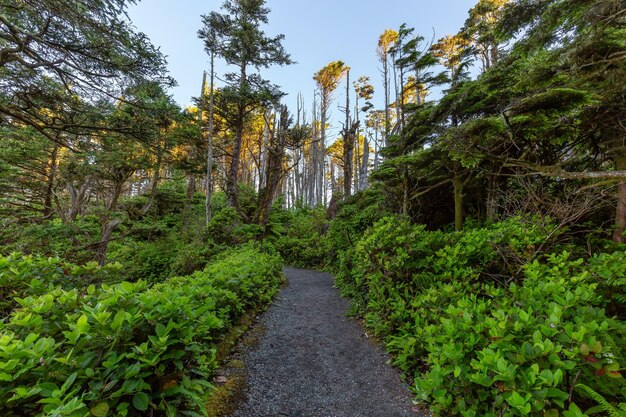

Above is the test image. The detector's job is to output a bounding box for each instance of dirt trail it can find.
[229,267,423,417]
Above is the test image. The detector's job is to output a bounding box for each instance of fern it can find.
[577,384,626,417]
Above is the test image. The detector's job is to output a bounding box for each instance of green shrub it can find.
[272,206,330,268]
[327,188,390,265]
[206,207,262,246]
[0,218,101,263]
[0,245,283,417]
[0,253,123,316]
[413,251,625,416]
[336,216,626,417]
[108,240,177,283]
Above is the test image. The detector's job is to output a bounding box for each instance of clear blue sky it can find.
[127,0,476,135]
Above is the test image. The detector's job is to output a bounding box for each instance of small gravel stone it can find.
[230,267,425,417]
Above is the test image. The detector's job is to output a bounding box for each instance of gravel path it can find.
[230,267,423,417]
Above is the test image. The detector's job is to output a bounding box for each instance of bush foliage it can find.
[0,245,282,417]
[336,216,626,417]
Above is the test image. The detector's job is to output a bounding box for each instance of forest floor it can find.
[226,267,424,417]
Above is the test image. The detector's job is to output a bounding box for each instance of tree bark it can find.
[486,171,497,222]
[227,62,248,209]
[613,153,626,243]
[256,107,287,231]
[453,174,463,231]
[402,167,409,216]
[360,137,369,190]
[95,218,122,266]
[343,69,353,197]
[43,144,59,217]
[66,178,92,222]
[206,60,215,226]
[383,53,390,147]
[318,94,326,206]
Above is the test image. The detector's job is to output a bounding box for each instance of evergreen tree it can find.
[198,0,293,210]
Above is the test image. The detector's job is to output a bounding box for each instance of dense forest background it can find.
[0,0,624,416]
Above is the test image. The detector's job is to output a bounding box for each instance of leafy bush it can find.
[108,239,177,284]
[336,216,626,417]
[273,206,330,268]
[0,245,283,417]
[0,218,101,263]
[0,253,123,316]
[206,207,262,246]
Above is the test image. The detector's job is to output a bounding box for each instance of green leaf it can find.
[155,323,167,338]
[132,392,150,411]
[77,315,90,333]
[506,391,527,408]
[563,403,588,417]
[90,402,110,417]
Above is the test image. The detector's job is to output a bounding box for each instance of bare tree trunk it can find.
[139,166,160,217]
[318,94,326,206]
[343,69,353,197]
[360,138,369,190]
[43,144,59,217]
[392,49,400,133]
[206,56,215,226]
[383,55,390,147]
[96,178,127,265]
[373,130,380,170]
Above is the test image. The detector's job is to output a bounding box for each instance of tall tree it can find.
[313,61,348,203]
[0,0,168,144]
[354,76,374,191]
[462,0,509,72]
[199,0,293,210]
[377,29,399,146]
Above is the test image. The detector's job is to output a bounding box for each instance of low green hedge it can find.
[337,216,625,417]
[0,244,283,417]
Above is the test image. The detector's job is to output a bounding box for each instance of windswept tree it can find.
[354,76,374,191]
[313,61,348,202]
[0,0,168,144]
[431,34,472,85]
[377,29,398,144]
[462,0,509,72]
[198,0,293,210]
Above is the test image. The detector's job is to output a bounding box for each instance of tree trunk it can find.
[95,218,122,266]
[360,138,369,190]
[139,166,160,217]
[453,174,464,231]
[318,95,326,206]
[256,107,287,231]
[227,63,247,209]
[486,171,497,223]
[343,69,353,197]
[66,179,92,222]
[613,153,626,243]
[206,59,215,226]
[43,144,59,217]
[383,54,390,146]
[402,167,409,216]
